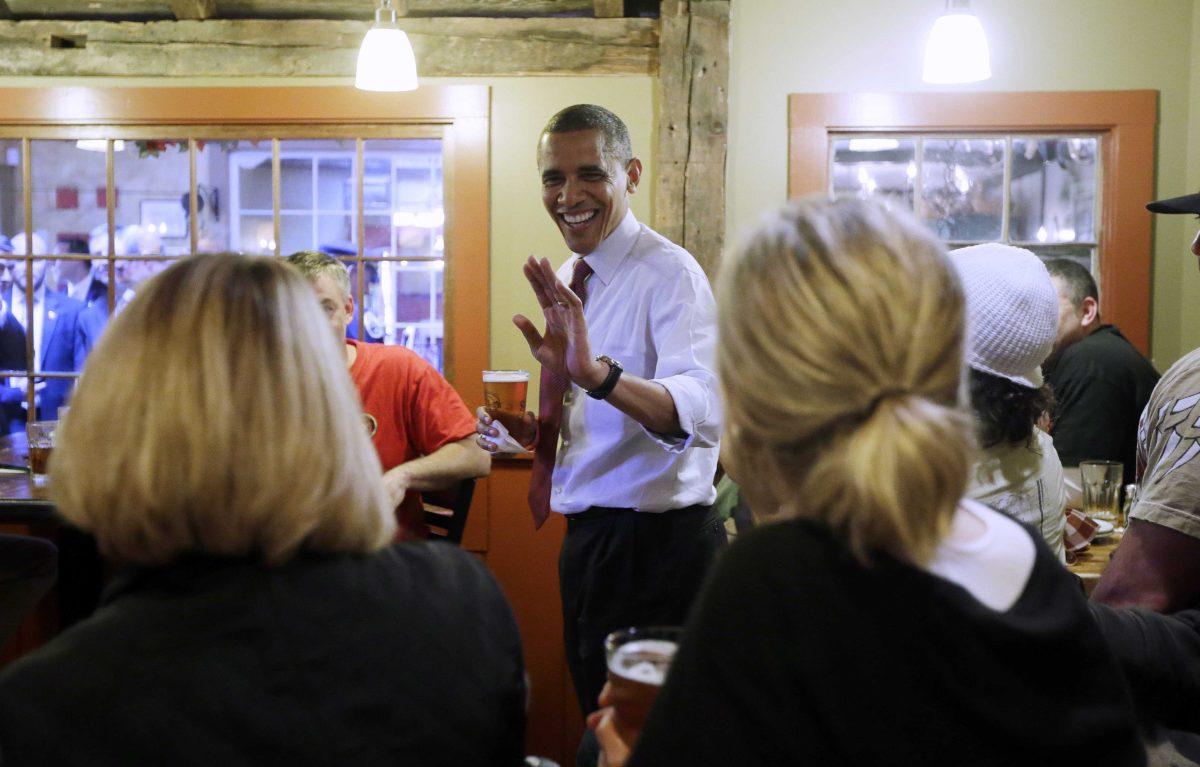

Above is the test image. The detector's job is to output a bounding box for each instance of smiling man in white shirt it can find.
[477,104,725,724]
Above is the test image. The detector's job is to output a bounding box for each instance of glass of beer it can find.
[482,370,529,435]
[602,626,683,743]
[1081,460,1123,524]
[26,420,56,486]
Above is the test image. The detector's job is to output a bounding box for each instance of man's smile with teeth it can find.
[562,210,598,226]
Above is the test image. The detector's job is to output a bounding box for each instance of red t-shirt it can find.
[347,340,476,534]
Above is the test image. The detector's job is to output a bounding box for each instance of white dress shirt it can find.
[551,210,720,513]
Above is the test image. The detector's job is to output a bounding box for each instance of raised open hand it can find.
[512,256,604,388]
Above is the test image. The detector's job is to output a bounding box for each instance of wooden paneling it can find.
[480,459,581,765]
[787,90,1158,354]
[0,17,658,77]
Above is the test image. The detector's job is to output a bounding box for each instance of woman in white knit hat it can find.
[950,243,1067,561]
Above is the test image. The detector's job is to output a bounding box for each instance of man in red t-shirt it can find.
[286,251,488,532]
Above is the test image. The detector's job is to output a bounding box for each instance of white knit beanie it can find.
[948,243,1059,389]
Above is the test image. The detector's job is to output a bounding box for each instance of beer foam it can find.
[609,639,677,686]
[483,370,529,383]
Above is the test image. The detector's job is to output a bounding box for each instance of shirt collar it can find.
[576,209,639,286]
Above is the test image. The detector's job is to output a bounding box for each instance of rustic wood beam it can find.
[170,0,218,20]
[592,0,623,17]
[0,17,658,76]
[654,0,728,276]
[2,1,604,21]
[217,1,598,19]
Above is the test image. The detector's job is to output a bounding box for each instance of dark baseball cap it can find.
[1147,191,1200,214]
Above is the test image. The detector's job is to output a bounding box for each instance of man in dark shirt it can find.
[1043,258,1159,485]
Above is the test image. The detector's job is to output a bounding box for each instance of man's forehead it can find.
[538,129,608,170]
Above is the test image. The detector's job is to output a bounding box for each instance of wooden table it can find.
[1067,531,1122,596]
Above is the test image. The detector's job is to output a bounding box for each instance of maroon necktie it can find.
[528,259,593,528]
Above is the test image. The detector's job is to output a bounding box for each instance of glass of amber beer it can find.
[26,420,56,486]
[602,626,683,743]
[482,370,529,435]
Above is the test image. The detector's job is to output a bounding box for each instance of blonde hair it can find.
[52,253,394,567]
[719,198,974,565]
[284,250,351,298]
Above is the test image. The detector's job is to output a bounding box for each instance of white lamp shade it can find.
[922,12,992,84]
[355,27,418,92]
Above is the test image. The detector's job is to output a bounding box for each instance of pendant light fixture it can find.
[355,0,418,92]
[922,0,992,84]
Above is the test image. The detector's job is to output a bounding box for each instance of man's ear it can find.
[625,158,643,193]
[343,292,355,323]
[1080,296,1100,328]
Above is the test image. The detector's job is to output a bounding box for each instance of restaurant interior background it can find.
[0,0,1198,762]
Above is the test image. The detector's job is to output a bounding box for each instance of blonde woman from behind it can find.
[595,198,1143,766]
[0,254,526,767]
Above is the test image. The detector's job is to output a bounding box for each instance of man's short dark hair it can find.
[1044,258,1098,307]
[541,104,634,164]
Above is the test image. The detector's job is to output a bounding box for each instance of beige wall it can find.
[729,0,1198,368]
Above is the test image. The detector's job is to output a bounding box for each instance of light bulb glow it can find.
[922,12,992,84]
[355,27,418,92]
[76,139,125,152]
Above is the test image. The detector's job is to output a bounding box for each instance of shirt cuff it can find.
[642,375,718,453]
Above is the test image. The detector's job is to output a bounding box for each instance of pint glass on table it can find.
[26,421,56,487]
[482,370,529,435]
[1081,460,1123,524]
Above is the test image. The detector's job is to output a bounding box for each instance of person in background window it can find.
[1094,191,1200,612]
[0,254,526,765]
[1043,258,1158,486]
[0,232,89,420]
[285,250,488,537]
[953,243,1067,560]
[594,198,1144,766]
[57,240,107,311]
[0,235,26,434]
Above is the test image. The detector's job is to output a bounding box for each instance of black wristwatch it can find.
[586,355,623,400]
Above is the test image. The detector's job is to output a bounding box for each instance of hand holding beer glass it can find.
[587,626,683,767]
[477,370,535,453]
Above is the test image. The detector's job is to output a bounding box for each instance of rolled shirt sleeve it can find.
[643,265,721,452]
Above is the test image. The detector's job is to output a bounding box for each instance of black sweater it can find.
[0,542,527,767]
[628,518,1145,766]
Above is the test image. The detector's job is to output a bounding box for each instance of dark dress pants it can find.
[559,504,726,718]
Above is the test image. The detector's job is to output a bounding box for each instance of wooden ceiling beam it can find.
[170,0,218,20]
[0,17,658,76]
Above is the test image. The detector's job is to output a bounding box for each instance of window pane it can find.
[280,157,313,210]
[317,157,353,212]
[279,214,314,256]
[30,140,108,259]
[919,138,1005,242]
[830,138,916,209]
[362,139,445,371]
[196,140,269,254]
[1026,244,1094,275]
[238,215,275,255]
[1009,137,1098,244]
[0,140,24,259]
[114,139,191,258]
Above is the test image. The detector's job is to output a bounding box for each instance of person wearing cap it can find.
[952,243,1067,561]
[1042,259,1158,487]
[1094,191,1200,612]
